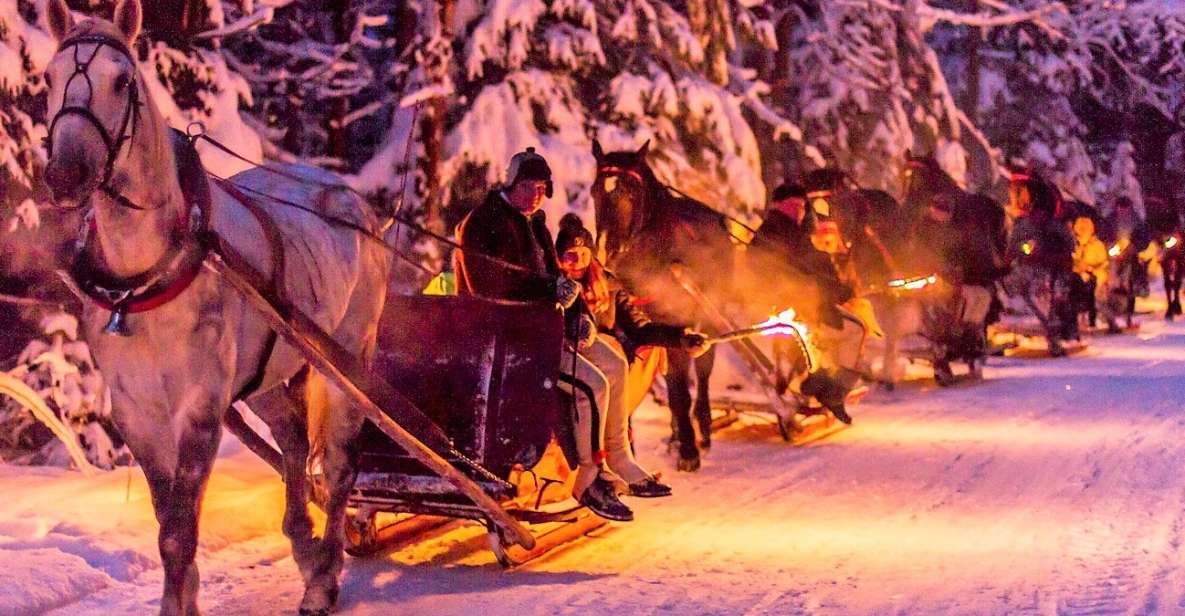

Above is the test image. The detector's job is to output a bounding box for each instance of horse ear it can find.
[637,140,650,158]
[46,0,75,41]
[113,0,142,44]
[592,139,604,161]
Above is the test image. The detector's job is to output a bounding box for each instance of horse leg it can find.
[146,409,222,616]
[1169,257,1183,318]
[1170,262,1179,317]
[665,349,699,471]
[298,372,363,615]
[880,302,907,390]
[1163,262,1174,320]
[692,346,715,452]
[244,380,320,585]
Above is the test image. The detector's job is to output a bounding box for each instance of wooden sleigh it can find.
[211,253,606,568]
[341,294,606,566]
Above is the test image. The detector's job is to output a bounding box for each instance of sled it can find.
[668,265,865,442]
[212,247,608,569]
[339,294,608,566]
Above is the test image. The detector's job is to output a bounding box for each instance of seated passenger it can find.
[454,147,632,521]
[555,214,708,496]
[750,183,858,423]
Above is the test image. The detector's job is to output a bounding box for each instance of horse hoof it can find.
[299,584,339,616]
[697,438,711,454]
[677,456,701,472]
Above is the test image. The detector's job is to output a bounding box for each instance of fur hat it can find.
[506,147,554,197]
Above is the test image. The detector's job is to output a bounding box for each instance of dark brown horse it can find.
[591,141,734,471]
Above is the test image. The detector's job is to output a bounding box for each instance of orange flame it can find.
[759,308,817,370]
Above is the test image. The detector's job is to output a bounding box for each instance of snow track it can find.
[5,321,1185,614]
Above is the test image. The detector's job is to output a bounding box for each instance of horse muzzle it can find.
[45,155,101,208]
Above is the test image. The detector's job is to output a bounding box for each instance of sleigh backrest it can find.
[360,294,564,479]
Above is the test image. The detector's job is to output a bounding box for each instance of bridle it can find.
[45,32,150,210]
[595,164,650,256]
[597,165,645,185]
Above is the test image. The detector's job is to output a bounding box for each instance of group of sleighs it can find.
[448,142,1175,524]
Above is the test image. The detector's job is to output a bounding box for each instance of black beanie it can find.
[556,213,594,254]
[771,183,806,203]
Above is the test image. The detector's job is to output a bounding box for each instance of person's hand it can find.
[556,276,582,309]
[682,330,710,358]
[577,313,598,349]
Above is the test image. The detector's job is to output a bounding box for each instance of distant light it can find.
[1166,236,1179,249]
[1108,244,1121,257]
[1021,242,1034,256]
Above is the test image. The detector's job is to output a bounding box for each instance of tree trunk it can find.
[326,3,352,162]
[138,0,208,46]
[421,0,455,234]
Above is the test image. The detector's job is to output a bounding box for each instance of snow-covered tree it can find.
[1,313,124,469]
[428,0,807,227]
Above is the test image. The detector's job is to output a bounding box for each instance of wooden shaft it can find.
[205,253,537,550]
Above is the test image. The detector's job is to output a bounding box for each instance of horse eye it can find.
[114,74,129,92]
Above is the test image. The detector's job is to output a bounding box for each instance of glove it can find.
[577,313,598,349]
[556,276,582,309]
[682,330,710,358]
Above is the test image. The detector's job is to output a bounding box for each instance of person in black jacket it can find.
[454,148,633,521]
[555,214,709,497]
[750,184,854,329]
[748,183,860,423]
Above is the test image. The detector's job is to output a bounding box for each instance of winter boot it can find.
[801,371,853,425]
[627,475,673,498]
[579,476,634,521]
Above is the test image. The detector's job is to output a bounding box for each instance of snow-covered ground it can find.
[6,318,1185,615]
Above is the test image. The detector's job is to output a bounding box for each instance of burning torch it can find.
[705,308,816,371]
[888,274,939,291]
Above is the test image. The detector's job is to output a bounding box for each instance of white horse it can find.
[41,1,390,613]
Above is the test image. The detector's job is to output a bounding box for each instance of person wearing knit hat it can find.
[556,214,709,497]
[454,148,633,521]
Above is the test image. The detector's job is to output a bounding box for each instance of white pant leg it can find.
[584,336,651,484]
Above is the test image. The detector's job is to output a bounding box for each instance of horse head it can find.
[1005,164,1060,221]
[42,0,144,209]
[591,139,657,265]
[901,151,958,210]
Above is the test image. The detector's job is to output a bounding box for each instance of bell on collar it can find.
[103,308,133,337]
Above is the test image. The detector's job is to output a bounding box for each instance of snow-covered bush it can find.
[1,313,125,469]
